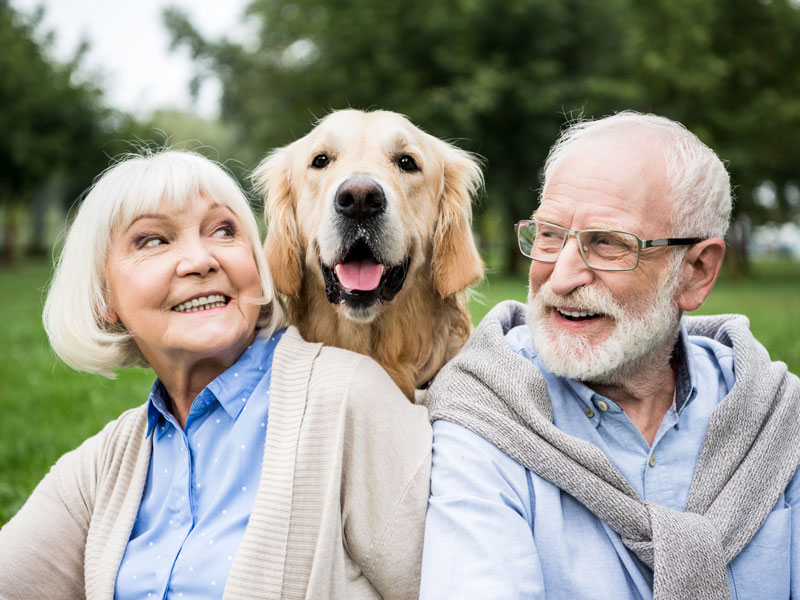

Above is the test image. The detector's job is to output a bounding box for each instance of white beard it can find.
[525,259,683,385]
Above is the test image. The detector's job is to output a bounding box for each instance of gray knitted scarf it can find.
[426,301,800,600]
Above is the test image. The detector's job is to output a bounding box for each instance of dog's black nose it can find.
[335,178,385,219]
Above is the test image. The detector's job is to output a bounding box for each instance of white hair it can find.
[542,111,732,239]
[43,149,285,378]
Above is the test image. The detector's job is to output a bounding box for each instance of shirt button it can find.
[585,408,595,419]
[648,454,657,467]
[596,400,609,412]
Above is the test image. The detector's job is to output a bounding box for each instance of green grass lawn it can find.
[0,260,153,525]
[1,258,798,526]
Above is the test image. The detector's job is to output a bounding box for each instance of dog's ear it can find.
[432,143,484,297]
[252,146,304,297]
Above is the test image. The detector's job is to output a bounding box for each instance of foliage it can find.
[0,2,136,260]
[165,0,636,270]
[166,0,800,272]
[134,109,254,187]
[616,0,800,273]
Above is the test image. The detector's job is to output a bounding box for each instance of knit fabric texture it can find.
[426,300,800,600]
[0,327,431,600]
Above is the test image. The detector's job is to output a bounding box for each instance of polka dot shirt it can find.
[115,329,284,599]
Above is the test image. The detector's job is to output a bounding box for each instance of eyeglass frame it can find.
[514,219,705,272]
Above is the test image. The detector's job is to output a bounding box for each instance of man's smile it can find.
[555,307,604,322]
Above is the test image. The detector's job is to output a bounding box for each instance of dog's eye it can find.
[311,154,330,169]
[397,155,420,172]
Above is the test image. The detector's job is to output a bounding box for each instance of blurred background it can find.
[1,0,799,524]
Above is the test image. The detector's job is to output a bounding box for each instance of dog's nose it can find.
[335,178,385,219]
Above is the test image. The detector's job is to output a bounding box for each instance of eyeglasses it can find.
[515,219,704,271]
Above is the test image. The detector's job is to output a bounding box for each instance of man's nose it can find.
[547,237,594,295]
[176,239,220,277]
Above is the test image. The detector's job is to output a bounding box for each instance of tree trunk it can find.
[26,187,51,257]
[2,203,19,267]
[725,216,751,281]
[506,236,525,275]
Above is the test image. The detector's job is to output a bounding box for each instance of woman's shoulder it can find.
[94,403,149,445]
[61,404,149,469]
[274,326,393,386]
[273,327,429,426]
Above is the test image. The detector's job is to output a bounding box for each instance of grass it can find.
[1,258,798,526]
[0,260,152,525]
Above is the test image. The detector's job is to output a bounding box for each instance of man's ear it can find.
[676,237,726,312]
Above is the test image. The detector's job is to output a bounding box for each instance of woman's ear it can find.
[253,146,304,297]
[431,143,484,297]
[676,237,726,312]
[103,306,119,324]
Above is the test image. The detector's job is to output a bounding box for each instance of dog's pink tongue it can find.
[335,260,384,291]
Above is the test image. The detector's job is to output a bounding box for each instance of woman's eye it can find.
[398,155,419,172]
[140,236,166,248]
[213,226,234,238]
[311,154,330,169]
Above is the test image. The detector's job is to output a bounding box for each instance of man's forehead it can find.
[538,131,671,230]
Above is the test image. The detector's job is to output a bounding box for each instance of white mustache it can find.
[529,281,626,322]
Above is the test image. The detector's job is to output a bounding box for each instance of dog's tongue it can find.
[334,259,384,291]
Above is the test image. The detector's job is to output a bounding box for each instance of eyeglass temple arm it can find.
[643,237,705,248]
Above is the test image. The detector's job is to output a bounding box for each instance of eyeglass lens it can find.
[518,222,640,270]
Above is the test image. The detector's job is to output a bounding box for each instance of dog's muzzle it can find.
[320,178,410,314]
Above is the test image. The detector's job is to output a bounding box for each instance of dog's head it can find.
[254,109,483,323]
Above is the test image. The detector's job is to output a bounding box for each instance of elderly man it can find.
[420,112,800,600]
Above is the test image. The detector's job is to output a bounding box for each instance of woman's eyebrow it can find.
[124,214,169,229]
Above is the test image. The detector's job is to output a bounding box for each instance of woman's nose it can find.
[175,239,220,277]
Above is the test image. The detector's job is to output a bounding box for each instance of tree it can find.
[0,2,127,263]
[166,0,635,272]
[167,0,800,273]
[616,0,800,273]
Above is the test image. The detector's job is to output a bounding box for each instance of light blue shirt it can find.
[420,324,800,599]
[115,329,284,600]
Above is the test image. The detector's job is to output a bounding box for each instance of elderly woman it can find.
[0,150,431,599]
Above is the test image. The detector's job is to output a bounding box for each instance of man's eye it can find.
[594,233,626,247]
[311,154,330,169]
[398,155,419,172]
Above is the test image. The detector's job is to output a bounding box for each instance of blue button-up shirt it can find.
[420,324,800,599]
[115,329,284,600]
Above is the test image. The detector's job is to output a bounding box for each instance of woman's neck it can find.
[148,332,256,428]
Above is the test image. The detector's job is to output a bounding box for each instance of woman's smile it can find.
[105,194,263,372]
[171,293,230,313]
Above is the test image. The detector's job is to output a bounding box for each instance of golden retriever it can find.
[253,109,483,399]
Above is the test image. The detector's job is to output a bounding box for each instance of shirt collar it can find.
[146,380,172,436]
[561,324,699,425]
[145,328,285,436]
[672,322,698,415]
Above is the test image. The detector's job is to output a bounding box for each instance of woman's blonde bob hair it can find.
[43,149,285,378]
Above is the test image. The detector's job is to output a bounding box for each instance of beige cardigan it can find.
[0,327,432,599]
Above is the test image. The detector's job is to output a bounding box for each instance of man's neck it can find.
[587,348,678,446]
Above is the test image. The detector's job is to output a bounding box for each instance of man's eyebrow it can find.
[530,211,560,224]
